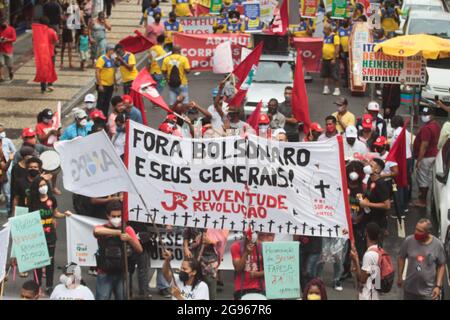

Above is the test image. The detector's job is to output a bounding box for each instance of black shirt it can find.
[364,178,390,229]
[13,177,33,207]
[30,196,58,244]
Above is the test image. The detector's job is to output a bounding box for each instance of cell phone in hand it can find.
[435,95,439,101]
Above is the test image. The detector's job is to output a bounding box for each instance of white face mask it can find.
[110,217,121,228]
[60,274,74,287]
[421,115,431,123]
[259,125,269,133]
[0,132,5,139]
[85,102,95,110]
[39,185,48,195]
[363,165,373,175]
[349,171,359,181]
[79,119,88,127]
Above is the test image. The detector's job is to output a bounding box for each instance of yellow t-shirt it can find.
[338,27,351,53]
[381,8,401,32]
[164,21,183,44]
[172,0,193,17]
[96,55,116,86]
[149,44,167,74]
[322,33,340,60]
[332,111,356,133]
[119,52,138,83]
[225,21,245,33]
[161,53,191,85]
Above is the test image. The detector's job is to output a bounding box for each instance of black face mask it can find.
[347,138,356,146]
[28,169,40,178]
[179,271,190,282]
[375,147,385,154]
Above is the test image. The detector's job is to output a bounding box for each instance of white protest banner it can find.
[9,211,51,273]
[362,43,426,85]
[0,225,10,282]
[54,130,135,197]
[126,121,352,238]
[213,41,233,74]
[178,16,217,34]
[66,214,106,267]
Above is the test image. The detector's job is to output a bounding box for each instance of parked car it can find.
[399,0,446,29]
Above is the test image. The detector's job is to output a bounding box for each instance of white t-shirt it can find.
[207,103,228,130]
[344,138,369,160]
[359,245,380,300]
[391,127,412,159]
[171,274,210,300]
[50,284,95,300]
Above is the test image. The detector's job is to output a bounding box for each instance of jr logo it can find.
[70,149,118,182]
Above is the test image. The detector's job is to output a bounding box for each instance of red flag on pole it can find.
[32,23,57,84]
[266,0,289,35]
[386,124,408,188]
[227,42,264,107]
[118,30,154,54]
[130,89,148,125]
[131,68,172,114]
[291,54,311,134]
[246,100,262,134]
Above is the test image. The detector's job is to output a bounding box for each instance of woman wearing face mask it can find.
[302,278,328,300]
[162,250,210,300]
[35,109,60,148]
[50,263,94,300]
[145,11,164,44]
[29,176,72,295]
[60,109,93,141]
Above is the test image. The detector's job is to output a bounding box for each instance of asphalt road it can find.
[0,70,442,300]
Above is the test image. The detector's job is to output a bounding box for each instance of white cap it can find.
[345,125,358,138]
[367,101,380,111]
[74,109,88,119]
[84,93,96,103]
[272,128,287,138]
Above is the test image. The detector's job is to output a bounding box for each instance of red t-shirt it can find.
[0,26,17,54]
[230,241,265,293]
[35,122,55,147]
[413,120,441,158]
[47,28,58,57]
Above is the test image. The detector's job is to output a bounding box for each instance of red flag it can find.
[292,54,311,134]
[131,68,172,114]
[195,4,210,16]
[32,23,57,83]
[386,124,408,188]
[266,0,288,35]
[227,42,264,107]
[246,101,262,134]
[358,0,372,16]
[130,89,148,125]
[118,30,154,54]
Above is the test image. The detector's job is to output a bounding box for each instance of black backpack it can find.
[168,63,182,88]
[95,227,128,274]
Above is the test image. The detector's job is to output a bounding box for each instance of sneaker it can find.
[322,86,330,95]
[332,88,341,96]
[376,90,382,96]
[334,281,343,292]
[158,288,172,298]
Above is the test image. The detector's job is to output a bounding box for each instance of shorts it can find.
[80,50,90,61]
[416,157,435,188]
[0,53,13,67]
[62,29,73,43]
[321,59,338,80]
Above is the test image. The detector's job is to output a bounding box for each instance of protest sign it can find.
[174,33,251,71]
[324,0,333,13]
[66,214,106,267]
[292,37,323,73]
[261,0,277,25]
[263,242,300,299]
[0,225,10,282]
[178,16,216,34]
[55,130,135,198]
[210,0,222,14]
[126,121,352,238]
[243,1,263,32]
[301,0,319,18]
[9,211,51,273]
[362,43,426,85]
[331,0,349,19]
[14,206,29,216]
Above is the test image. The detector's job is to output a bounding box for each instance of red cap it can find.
[259,114,270,125]
[90,110,106,121]
[373,136,387,147]
[166,114,177,122]
[159,122,175,134]
[310,122,324,133]
[362,114,373,129]
[122,94,133,104]
[22,128,36,138]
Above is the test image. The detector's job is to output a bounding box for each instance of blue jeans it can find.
[151,73,165,93]
[306,253,321,279]
[168,85,189,105]
[96,273,125,300]
[156,269,170,290]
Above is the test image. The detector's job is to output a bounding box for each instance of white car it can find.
[399,0,446,29]
[244,54,295,116]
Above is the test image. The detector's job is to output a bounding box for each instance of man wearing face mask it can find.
[343,125,368,161]
[114,44,138,95]
[223,107,253,136]
[0,124,15,213]
[60,109,93,140]
[13,157,43,214]
[412,107,441,208]
[145,11,165,47]
[50,263,94,300]
[278,86,300,142]
[96,43,117,116]
[303,122,324,142]
[225,11,244,33]
[398,219,446,300]
[35,109,59,147]
[267,98,285,130]
[13,128,52,165]
[360,101,387,137]
[258,114,272,139]
[318,115,339,141]
[331,97,355,133]
[0,19,16,82]
[122,94,143,124]
[358,158,391,230]
[94,201,143,300]
[84,93,99,117]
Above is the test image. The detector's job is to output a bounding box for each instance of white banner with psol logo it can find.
[55,131,135,197]
[126,121,352,238]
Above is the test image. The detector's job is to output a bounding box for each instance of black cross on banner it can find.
[130,205,143,221]
[315,180,330,198]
